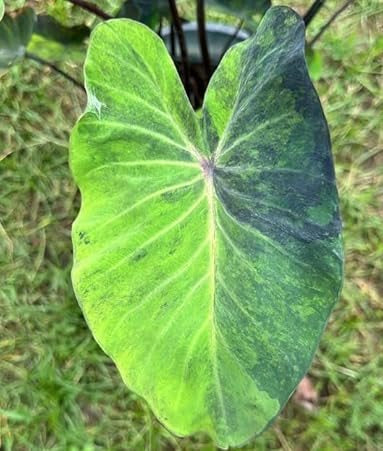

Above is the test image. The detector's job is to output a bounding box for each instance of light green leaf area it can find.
[0,0,4,22]
[70,7,343,448]
[0,7,35,71]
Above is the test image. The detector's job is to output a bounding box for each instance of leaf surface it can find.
[0,7,35,70]
[0,0,4,22]
[70,7,343,447]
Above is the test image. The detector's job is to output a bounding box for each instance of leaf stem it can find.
[66,0,112,20]
[25,52,85,92]
[168,0,191,96]
[309,0,354,46]
[303,0,326,27]
[196,0,211,81]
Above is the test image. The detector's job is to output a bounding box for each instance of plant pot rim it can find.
[162,21,250,66]
[162,21,250,40]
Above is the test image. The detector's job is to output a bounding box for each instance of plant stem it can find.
[303,0,326,27]
[168,0,191,96]
[66,0,112,20]
[196,0,211,82]
[219,19,244,63]
[309,0,354,46]
[25,52,85,92]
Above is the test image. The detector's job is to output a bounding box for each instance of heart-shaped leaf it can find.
[70,6,343,447]
[0,7,35,70]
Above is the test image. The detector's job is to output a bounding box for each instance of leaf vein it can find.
[91,174,203,232]
[104,192,206,276]
[218,201,311,270]
[108,238,210,339]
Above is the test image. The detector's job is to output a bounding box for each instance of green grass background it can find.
[1,0,382,449]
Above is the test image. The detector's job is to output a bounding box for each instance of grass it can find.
[1,0,382,449]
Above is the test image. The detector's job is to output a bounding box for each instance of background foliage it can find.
[0,0,382,449]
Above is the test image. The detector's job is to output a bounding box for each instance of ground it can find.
[0,0,382,449]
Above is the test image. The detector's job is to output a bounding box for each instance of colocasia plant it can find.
[1,0,345,447]
[70,6,343,448]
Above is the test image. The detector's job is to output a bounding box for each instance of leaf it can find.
[27,34,86,64]
[34,15,90,45]
[26,15,88,64]
[208,0,271,20]
[207,0,271,34]
[117,0,169,29]
[162,22,249,65]
[0,8,35,71]
[70,7,343,448]
[0,0,4,22]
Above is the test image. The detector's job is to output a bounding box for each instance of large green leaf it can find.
[70,7,343,447]
[0,8,35,70]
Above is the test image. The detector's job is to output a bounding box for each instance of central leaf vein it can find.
[205,172,229,432]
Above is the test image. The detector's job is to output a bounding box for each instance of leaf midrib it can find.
[199,150,229,431]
